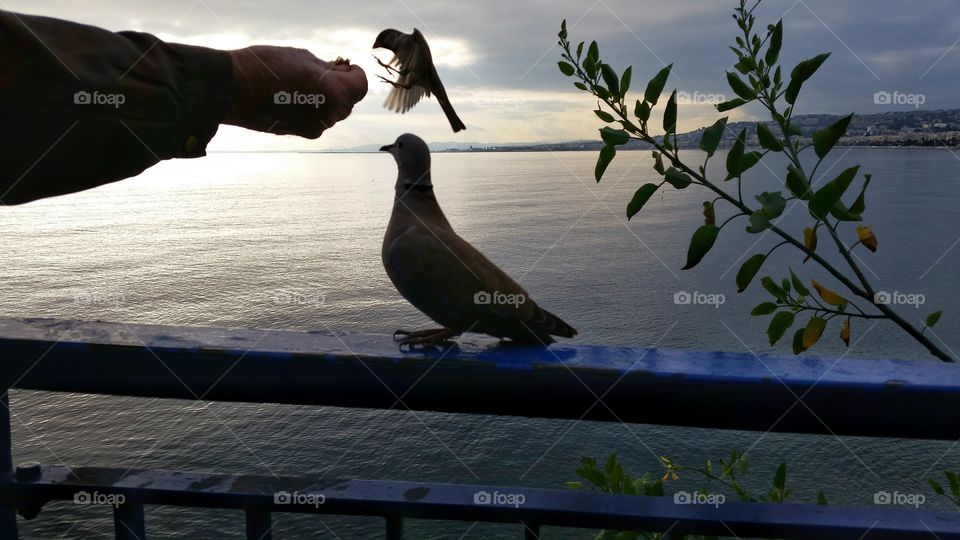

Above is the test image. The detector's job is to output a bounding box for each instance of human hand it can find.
[224,45,367,138]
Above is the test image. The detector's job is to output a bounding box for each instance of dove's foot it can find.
[394,328,456,347]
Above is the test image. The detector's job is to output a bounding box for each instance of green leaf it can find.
[756,123,783,152]
[728,152,763,180]
[785,53,831,105]
[663,90,678,134]
[790,270,811,297]
[726,129,746,179]
[627,183,659,219]
[644,64,673,105]
[587,41,599,63]
[595,109,615,123]
[595,145,616,182]
[813,114,853,159]
[620,66,632,97]
[736,254,766,292]
[948,471,960,499]
[652,151,665,175]
[726,71,757,100]
[926,311,944,328]
[761,276,787,300]
[699,117,729,158]
[848,174,872,215]
[664,167,692,189]
[746,211,770,233]
[559,19,568,39]
[792,328,807,354]
[810,166,860,220]
[574,82,588,91]
[600,126,630,146]
[716,98,747,112]
[773,462,787,491]
[683,225,720,270]
[768,311,796,345]
[634,100,650,122]
[752,302,778,316]
[558,61,575,76]
[600,63,620,96]
[765,20,783,66]
[928,478,945,495]
[756,191,786,219]
[786,165,812,200]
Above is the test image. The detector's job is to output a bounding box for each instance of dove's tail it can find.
[438,95,466,133]
[511,307,577,344]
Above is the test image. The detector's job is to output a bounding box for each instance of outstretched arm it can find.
[0,10,367,205]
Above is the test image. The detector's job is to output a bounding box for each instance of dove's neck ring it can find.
[397,170,433,194]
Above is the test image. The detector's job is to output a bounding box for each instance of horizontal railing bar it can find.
[0,317,958,439]
[2,465,959,540]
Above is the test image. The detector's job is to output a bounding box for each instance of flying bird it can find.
[380,133,576,347]
[373,29,467,133]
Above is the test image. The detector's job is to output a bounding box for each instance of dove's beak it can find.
[379,144,394,152]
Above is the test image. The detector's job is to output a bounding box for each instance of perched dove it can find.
[373,29,466,133]
[380,133,576,346]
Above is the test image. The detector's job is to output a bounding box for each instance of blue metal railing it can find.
[1,316,959,539]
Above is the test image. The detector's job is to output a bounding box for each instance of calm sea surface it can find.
[2,149,959,538]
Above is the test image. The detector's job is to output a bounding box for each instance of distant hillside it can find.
[338,109,960,153]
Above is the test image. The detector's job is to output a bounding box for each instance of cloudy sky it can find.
[7,0,960,150]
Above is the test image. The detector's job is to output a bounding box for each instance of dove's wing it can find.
[384,225,575,341]
[384,39,429,113]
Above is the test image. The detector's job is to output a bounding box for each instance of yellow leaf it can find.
[856,225,878,252]
[811,279,847,307]
[840,318,851,346]
[802,317,827,349]
[803,227,818,263]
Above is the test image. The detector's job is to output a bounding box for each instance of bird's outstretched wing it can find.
[384,40,429,113]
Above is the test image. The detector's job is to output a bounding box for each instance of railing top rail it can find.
[1,317,958,439]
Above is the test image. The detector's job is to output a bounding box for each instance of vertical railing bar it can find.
[0,392,19,539]
[113,502,146,540]
[245,509,272,540]
[385,515,403,540]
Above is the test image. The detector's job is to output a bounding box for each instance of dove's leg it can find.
[375,56,401,74]
[394,328,456,346]
[377,75,413,89]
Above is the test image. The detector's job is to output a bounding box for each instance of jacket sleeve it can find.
[0,10,236,204]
